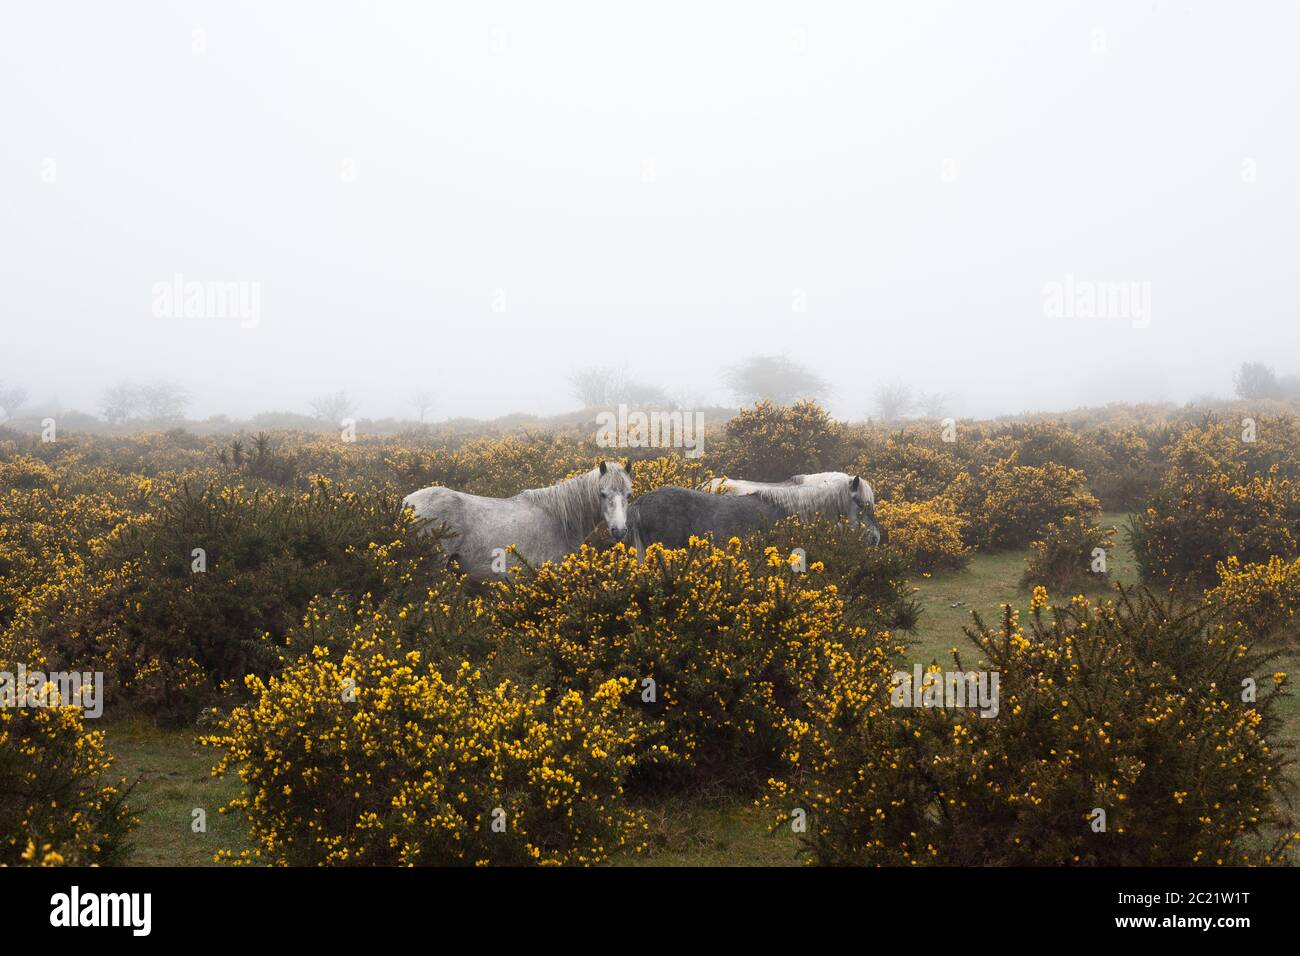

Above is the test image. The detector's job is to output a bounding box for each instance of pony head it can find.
[849,475,883,546]
[598,460,633,541]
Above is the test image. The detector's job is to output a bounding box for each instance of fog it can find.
[3,1,1298,423]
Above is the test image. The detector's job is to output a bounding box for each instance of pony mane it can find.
[517,467,603,543]
[752,479,854,519]
[788,470,850,486]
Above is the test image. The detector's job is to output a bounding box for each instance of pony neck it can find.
[520,468,602,545]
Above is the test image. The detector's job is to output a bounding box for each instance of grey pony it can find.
[630,474,881,554]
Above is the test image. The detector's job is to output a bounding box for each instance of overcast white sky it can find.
[2,1,1298,421]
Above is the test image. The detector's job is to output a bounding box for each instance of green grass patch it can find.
[618,799,802,867]
[105,718,250,866]
[907,512,1138,666]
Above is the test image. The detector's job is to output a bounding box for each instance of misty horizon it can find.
[4,2,1299,423]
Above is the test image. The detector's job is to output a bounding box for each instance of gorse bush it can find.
[985,421,1090,471]
[0,454,63,493]
[1126,419,1300,591]
[205,636,644,866]
[949,457,1100,551]
[1084,428,1167,511]
[1159,421,1242,486]
[853,440,963,504]
[770,587,1298,866]
[875,497,971,574]
[383,433,597,499]
[488,539,901,793]
[0,674,135,866]
[712,401,845,482]
[1162,419,1300,489]
[216,432,306,486]
[277,573,493,674]
[1131,468,1300,590]
[1206,555,1300,645]
[629,454,712,497]
[0,477,444,723]
[744,515,921,635]
[0,457,139,629]
[1021,516,1114,593]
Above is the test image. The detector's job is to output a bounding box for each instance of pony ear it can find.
[850,475,861,491]
[625,458,633,476]
[599,461,608,475]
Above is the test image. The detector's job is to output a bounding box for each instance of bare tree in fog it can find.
[570,365,671,408]
[620,380,671,406]
[0,381,28,422]
[570,366,623,407]
[873,383,917,421]
[101,382,142,425]
[310,390,359,424]
[1233,361,1296,400]
[139,381,192,421]
[666,386,706,410]
[411,390,436,423]
[722,355,828,406]
[916,391,949,419]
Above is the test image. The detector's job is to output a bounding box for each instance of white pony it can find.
[403,461,632,580]
[702,471,850,495]
[700,470,882,545]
